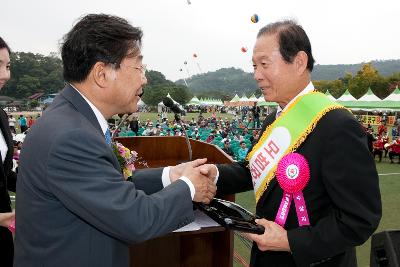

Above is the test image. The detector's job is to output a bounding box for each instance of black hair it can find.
[61,14,143,83]
[0,36,11,54]
[257,20,315,71]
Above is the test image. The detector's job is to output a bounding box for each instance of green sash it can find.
[247,92,348,202]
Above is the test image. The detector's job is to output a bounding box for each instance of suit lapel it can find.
[0,110,14,175]
[60,84,104,137]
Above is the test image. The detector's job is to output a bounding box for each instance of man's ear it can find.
[92,62,115,88]
[294,51,308,75]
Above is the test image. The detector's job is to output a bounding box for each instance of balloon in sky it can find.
[241,47,248,53]
[187,0,191,4]
[193,53,197,58]
[184,61,187,65]
[251,14,259,23]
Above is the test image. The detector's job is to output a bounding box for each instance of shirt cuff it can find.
[214,165,219,184]
[162,167,195,200]
[179,176,195,200]
[162,167,172,188]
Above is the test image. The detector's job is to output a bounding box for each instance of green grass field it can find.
[233,159,400,267]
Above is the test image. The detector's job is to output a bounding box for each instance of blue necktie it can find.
[105,128,112,145]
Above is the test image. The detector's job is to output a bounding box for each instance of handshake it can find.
[169,158,218,204]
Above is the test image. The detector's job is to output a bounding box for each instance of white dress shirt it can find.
[0,130,8,163]
[276,81,314,118]
[71,85,195,199]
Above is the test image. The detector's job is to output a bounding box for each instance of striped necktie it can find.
[105,128,112,145]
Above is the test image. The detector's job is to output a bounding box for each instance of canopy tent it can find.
[248,94,259,102]
[239,94,249,102]
[198,97,224,106]
[137,99,146,107]
[336,89,357,101]
[357,88,382,101]
[230,94,240,102]
[384,86,400,101]
[157,93,183,112]
[325,90,337,101]
[187,96,201,105]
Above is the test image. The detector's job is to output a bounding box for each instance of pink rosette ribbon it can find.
[274,153,310,227]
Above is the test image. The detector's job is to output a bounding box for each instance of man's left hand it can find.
[245,219,291,252]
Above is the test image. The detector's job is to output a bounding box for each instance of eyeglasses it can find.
[111,63,147,76]
[132,64,147,75]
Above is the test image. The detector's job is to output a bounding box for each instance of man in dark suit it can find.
[14,14,216,267]
[205,20,381,266]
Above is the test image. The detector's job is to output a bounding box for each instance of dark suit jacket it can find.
[0,109,17,267]
[217,109,382,267]
[14,85,194,267]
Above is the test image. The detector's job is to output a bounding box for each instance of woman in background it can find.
[0,36,17,267]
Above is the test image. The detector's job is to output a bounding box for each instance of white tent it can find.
[325,90,337,101]
[248,94,259,102]
[137,99,146,106]
[239,94,249,102]
[357,88,382,101]
[187,96,201,105]
[383,86,400,101]
[158,93,183,112]
[337,89,357,101]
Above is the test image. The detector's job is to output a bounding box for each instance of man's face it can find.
[108,53,147,114]
[252,34,300,106]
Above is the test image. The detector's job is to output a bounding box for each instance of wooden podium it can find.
[115,136,234,267]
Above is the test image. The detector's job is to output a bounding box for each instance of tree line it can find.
[1,52,399,104]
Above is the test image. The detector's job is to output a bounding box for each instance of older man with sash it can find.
[206,20,382,267]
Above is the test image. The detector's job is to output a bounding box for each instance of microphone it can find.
[162,97,185,115]
[162,97,192,161]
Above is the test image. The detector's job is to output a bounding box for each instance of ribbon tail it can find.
[275,193,292,227]
[293,191,310,226]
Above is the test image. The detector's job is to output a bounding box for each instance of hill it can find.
[175,59,400,95]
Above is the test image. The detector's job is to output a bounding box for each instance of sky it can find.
[1,0,399,81]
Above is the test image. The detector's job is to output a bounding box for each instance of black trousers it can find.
[389,151,400,163]
[0,226,14,267]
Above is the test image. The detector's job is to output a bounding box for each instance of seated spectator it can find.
[205,132,215,143]
[237,141,248,162]
[222,140,234,157]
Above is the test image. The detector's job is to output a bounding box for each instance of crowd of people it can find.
[367,121,400,163]
[0,14,387,267]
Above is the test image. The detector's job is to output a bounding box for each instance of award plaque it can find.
[196,198,265,234]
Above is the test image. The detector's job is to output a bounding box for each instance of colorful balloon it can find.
[241,47,248,53]
[251,14,259,23]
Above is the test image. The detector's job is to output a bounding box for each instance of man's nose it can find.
[142,74,148,85]
[253,68,263,82]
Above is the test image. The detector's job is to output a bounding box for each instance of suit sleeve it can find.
[215,115,273,196]
[288,114,382,266]
[46,129,194,244]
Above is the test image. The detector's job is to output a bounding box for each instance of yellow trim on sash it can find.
[247,92,349,202]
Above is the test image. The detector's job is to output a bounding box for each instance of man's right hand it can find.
[181,160,216,204]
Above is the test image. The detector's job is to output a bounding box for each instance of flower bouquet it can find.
[112,141,138,179]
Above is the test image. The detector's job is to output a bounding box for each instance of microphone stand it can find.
[112,113,133,141]
[174,112,192,161]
